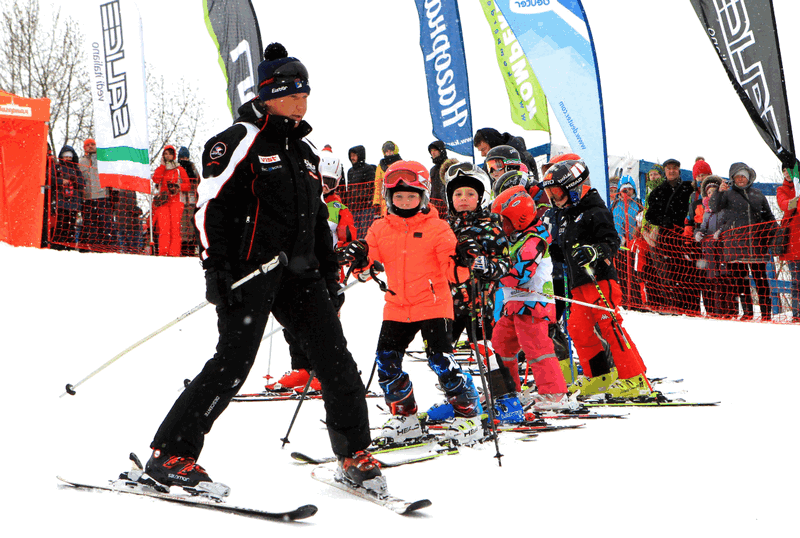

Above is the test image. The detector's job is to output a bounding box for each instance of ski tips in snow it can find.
[310,466,431,515]
[57,476,317,521]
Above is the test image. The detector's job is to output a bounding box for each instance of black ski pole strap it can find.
[369,262,396,295]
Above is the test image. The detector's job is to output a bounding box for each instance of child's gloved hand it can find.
[455,237,481,265]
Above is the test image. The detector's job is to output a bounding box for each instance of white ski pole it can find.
[61,252,288,397]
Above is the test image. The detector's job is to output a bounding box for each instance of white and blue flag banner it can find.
[414,0,474,157]
[501,0,610,202]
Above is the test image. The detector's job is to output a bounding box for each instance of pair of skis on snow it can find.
[58,450,432,520]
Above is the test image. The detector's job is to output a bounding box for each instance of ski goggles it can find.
[384,169,427,191]
[260,60,310,88]
[486,158,506,177]
[322,175,338,190]
[444,162,484,183]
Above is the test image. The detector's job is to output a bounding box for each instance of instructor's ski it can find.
[292,441,458,468]
[310,466,431,515]
[57,476,317,521]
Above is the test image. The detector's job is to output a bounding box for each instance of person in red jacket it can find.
[777,165,800,321]
[152,145,189,256]
[340,160,482,446]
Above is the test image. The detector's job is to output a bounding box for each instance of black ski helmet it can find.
[541,159,590,192]
[484,145,522,181]
[492,170,533,199]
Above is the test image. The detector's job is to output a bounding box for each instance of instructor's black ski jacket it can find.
[196,100,338,281]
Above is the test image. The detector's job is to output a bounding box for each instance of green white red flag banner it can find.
[85,0,150,193]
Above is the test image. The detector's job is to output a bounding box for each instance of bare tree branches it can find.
[1,0,206,167]
[146,68,206,168]
[0,0,93,151]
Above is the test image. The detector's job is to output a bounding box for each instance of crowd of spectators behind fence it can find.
[42,137,800,323]
[45,140,201,257]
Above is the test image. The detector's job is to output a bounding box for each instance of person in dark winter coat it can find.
[345,145,377,238]
[427,140,448,212]
[53,145,86,249]
[710,162,777,320]
[142,43,384,496]
[693,175,730,317]
[544,159,651,400]
[473,127,539,181]
[643,158,697,313]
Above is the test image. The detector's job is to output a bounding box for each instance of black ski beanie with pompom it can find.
[257,42,310,101]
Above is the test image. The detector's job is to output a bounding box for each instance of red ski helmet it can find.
[491,185,535,231]
[383,160,431,212]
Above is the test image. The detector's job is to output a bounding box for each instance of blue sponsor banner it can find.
[500,0,610,202]
[414,0,474,157]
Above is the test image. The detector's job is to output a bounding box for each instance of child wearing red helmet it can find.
[340,160,483,446]
[490,185,575,411]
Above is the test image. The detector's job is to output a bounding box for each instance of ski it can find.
[425,421,585,434]
[310,466,431,515]
[583,399,719,408]
[524,411,628,420]
[57,476,317,521]
[292,441,458,468]
[233,390,381,402]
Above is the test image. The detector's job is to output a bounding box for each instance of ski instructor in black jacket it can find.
[142,43,384,496]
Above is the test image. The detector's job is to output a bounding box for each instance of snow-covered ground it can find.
[4,243,797,536]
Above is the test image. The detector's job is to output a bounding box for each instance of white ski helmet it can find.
[319,154,343,191]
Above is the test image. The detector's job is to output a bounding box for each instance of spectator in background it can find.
[178,146,200,181]
[427,140,448,214]
[608,175,619,202]
[711,162,777,320]
[642,164,665,228]
[178,146,200,255]
[693,175,729,317]
[612,177,643,247]
[372,141,402,216]
[80,138,116,250]
[776,166,800,321]
[473,127,539,180]
[644,158,696,313]
[611,176,643,307]
[345,145,377,238]
[674,158,715,316]
[152,145,189,256]
[691,158,712,204]
[53,145,85,250]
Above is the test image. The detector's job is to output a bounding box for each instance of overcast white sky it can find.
[64,0,800,181]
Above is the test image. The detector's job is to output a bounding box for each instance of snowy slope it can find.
[3,243,797,536]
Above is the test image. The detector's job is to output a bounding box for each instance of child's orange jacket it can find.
[364,206,456,322]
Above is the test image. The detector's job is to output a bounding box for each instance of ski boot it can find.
[141,449,230,499]
[528,392,582,412]
[375,414,425,446]
[568,368,618,397]
[265,369,320,392]
[337,450,387,496]
[492,393,524,423]
[605,374,653,400]
[443,416,482,446]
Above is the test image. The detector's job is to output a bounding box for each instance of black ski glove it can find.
[337,240,369,269]
[205,261,242,306]
[571,244,600,268]
[327,278,345,311]
[455,237,481,266]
